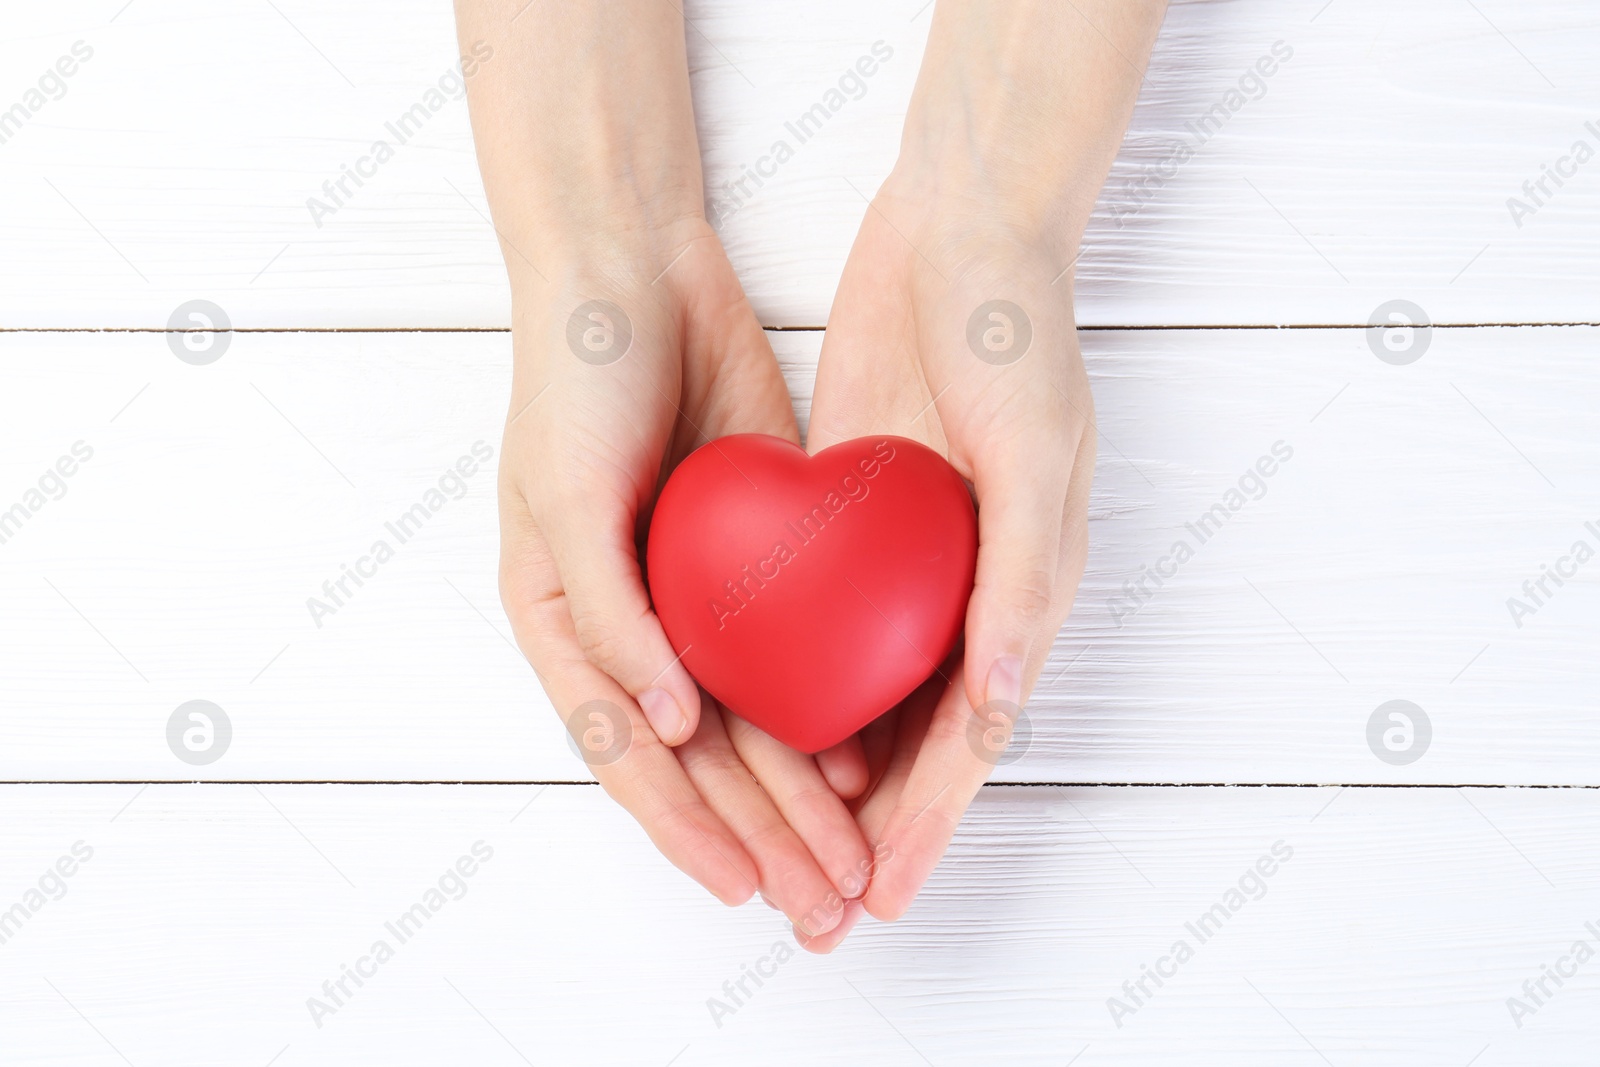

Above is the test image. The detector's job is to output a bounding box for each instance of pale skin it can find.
[454,0,1167,951]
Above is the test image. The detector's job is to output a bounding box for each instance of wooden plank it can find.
[1,326,1593,782]
[1,0,1596,328]
[0,784,1595,1064]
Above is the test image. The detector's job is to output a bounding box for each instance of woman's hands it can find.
[457,0,875,942]
[456,0,1166,949]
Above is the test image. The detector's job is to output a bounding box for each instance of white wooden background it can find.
[2,0,1598,1062]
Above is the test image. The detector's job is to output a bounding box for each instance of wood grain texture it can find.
[3,327,1592,783]
[1,784,1595,1065]
[5,1,1594,1059]
[1,0,1597,328]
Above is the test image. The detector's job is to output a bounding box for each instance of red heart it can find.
[646,434,977,753]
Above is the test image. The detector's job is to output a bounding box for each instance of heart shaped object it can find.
[646,434,977,753]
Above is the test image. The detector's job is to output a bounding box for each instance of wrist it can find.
[885,76,1101,260]
[504,205,710,314]
[459,3,708,293]
[885,0,1159,255]
[506,214,723,371]
[875,157,1088,271]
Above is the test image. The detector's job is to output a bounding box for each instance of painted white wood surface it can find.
[5,2,1597,1061]
[1,784,1596,1066]
[1,0,1597,329]
[2,326,1594,783]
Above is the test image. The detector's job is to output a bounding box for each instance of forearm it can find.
[890,0,1167,249]
[453,0,706,290]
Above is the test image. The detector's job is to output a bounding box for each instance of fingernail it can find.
[835,861,869,901]
[794,900,844,937]
[639,687,687,744]
[986,655,1024,709]
[719,881,756,908]
[797,900,865,954]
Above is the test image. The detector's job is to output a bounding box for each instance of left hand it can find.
[800,179,1096,943]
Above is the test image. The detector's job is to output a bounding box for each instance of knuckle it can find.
[902,799,962,837]
[783,783,835,813]
[927,705,974,750]
[1005,570,1056,631]
[543,479,594,518]
[741,818,795,857]
[571,608,632,675]
[680,744,748,782]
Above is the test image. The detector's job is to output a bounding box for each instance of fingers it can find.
[814,735,869,799]
[621,744,762,909]
[794,899,866,955]
[537,489,702,746]
[675,708,851,937]
[852,707,904,813]
[853,679,940,846]
[859,665,996,923]
[499,503,759,906]
[960,437,1076,717]
[859,450,1093,924]
[724,717,875,900]
[850,425,1097,924]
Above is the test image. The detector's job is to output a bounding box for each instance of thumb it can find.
[541,490,702,746]
[961,444,1073,717]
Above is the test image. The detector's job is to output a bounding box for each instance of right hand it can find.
[497,216,874,943]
